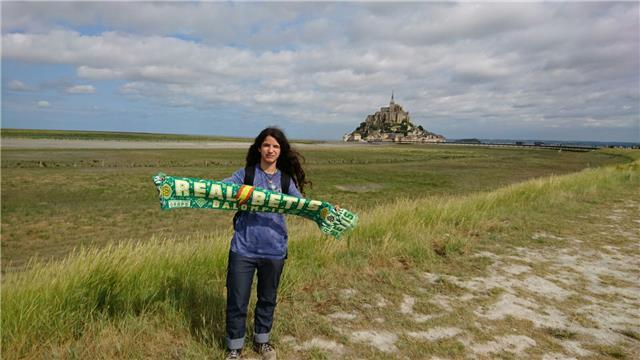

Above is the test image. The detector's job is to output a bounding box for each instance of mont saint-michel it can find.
[343,94,446,143]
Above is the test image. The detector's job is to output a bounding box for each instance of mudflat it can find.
[0,138,358,149]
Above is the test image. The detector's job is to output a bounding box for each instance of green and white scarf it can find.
[152,173,358,239]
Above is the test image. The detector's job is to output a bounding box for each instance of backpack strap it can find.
[243,165,255,187]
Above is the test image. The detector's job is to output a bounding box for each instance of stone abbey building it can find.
[343,93,445,143]
[366,93,410,126]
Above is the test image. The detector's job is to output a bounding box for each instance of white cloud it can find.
[119,82,144,95]
[37,100,50,107]
[7,80,34,91]
[254,91,317,105]
[66,85,95,94]
[2,2,638,140]
[77,66,124,80]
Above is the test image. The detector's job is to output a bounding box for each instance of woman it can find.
[223,127,309,360]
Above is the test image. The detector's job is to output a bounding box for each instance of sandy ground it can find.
[281,200,640,359]
[0,138,361,149]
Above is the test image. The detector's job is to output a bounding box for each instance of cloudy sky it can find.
[2,1,639,142]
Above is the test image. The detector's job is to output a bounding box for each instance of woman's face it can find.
[259,135,281,165]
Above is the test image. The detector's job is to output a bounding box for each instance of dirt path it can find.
[280,200,640,359]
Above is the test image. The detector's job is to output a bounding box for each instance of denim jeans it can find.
[225,251,285,350]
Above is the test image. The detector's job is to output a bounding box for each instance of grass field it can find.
[1,128,322,144]
[0,128,254,142]
[1,146,638,359]
[1,144,629,272]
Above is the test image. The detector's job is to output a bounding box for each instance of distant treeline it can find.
[1,128,249,142]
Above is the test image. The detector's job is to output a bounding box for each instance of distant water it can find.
[451,139,639,148]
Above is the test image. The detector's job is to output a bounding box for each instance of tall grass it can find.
[2,146,626,271]
[2,158,638,358]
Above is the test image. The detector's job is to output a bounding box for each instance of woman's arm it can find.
[223,168,246,185]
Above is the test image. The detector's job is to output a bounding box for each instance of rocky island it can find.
[344,93,445,143]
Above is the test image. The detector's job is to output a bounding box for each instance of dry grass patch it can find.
[334,183,384,193]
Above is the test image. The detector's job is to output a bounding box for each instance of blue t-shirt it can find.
[224,165,302,259]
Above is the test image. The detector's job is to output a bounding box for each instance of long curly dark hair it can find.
[246,127,311,195]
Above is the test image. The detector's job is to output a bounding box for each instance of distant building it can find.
[342,132,362,142]
[456,138,482,144]
[364,92,411,127]
[344,93,445,143]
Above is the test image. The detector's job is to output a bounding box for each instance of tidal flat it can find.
[0,142,628,271]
